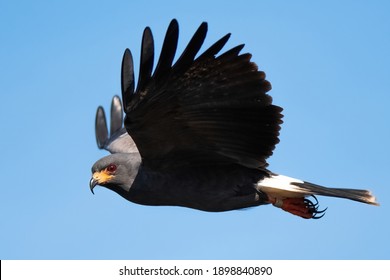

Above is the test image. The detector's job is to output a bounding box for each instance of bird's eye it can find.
[106,164,117,173]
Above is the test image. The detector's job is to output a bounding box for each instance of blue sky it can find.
[0,0,389,259]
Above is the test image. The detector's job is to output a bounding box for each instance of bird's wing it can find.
[121,19,283,170]
[95,95,138,154]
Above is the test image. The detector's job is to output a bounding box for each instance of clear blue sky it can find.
[1,0,389,259]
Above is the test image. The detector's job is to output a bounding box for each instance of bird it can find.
[90,19,378,219]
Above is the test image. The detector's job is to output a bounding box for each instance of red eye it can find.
[106,164,117,173]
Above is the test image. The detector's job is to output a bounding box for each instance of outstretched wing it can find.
[121,19,283,170]
[95,95,138,154]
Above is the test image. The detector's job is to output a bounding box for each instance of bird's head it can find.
[90,153,141,195]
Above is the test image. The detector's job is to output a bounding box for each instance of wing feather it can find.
[110,95,123,136]
[153,19,179,84]
[136,27,154,94]
[197,33,231,60]
[95,106,108,149]
[95,96,138,154]
[121,49,134,110]
[173,22,207,73]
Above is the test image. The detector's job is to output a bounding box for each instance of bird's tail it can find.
[257,174,379,206]
[292,181,379,205]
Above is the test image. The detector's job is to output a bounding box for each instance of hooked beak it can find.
[89,170,114,194]
[89,178,98,194]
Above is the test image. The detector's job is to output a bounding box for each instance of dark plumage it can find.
[90,19,378,219]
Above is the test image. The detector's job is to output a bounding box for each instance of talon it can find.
[271,196,327,219]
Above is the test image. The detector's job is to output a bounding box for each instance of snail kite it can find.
[90,19,378,219]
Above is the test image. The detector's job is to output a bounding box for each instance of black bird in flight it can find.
[90,19,378,219]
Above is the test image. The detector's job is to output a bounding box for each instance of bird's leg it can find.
[278,197,313,219]
[267,196,326,219]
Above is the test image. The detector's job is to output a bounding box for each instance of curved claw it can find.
[273,195,328,219]
[303,195,327,219]
[312,208,327,219]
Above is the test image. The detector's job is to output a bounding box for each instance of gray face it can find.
[90,153,141,195]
